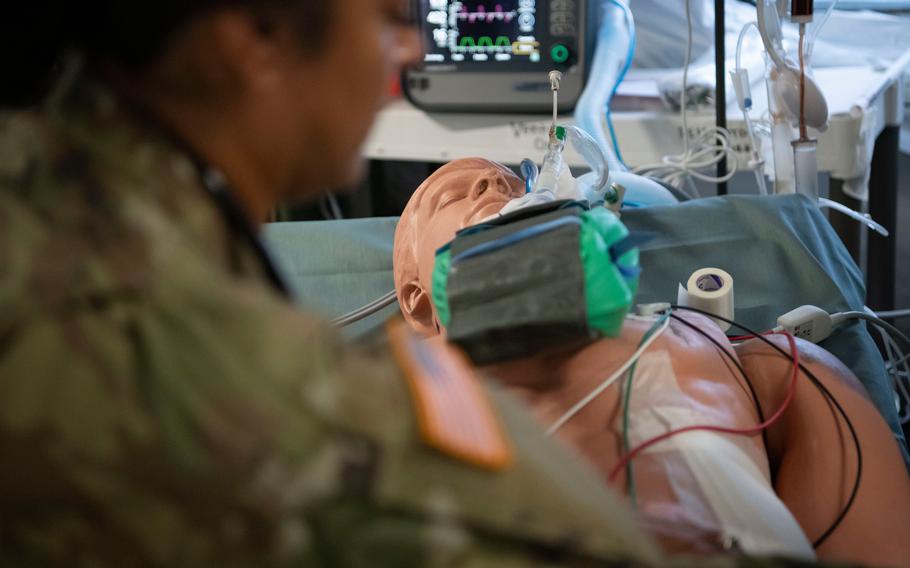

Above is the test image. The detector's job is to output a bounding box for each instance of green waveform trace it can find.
[458,35,512,48]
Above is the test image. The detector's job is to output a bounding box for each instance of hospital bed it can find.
[264,194,908,463]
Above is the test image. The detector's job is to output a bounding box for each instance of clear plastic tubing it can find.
[769,88,796,193]
[534,127,567,195]
[566,125,609,196]
[574,0,632,174]
[792,139,819,200]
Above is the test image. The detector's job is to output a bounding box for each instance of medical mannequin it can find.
[393,158,910,565]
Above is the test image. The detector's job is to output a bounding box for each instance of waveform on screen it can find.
[457,4,517,23]
[458,35,512,48]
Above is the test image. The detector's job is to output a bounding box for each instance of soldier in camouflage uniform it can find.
[0,1,827,566]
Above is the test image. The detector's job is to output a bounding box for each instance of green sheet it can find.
[264,194,908,462]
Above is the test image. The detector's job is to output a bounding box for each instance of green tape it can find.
[431,249,453,328]
[579,208,639,336]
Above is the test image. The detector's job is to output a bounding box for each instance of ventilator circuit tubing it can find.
[566,125,611,199]
[574,0,635,174]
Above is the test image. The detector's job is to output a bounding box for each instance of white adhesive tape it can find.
[677,268,735,332]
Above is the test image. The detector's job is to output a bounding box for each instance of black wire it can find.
[669,305,863,549]
[669,314,769,452]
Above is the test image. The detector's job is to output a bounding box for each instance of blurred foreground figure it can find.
[0,1,671,565]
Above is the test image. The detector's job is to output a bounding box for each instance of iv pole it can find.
[715,0,729,195]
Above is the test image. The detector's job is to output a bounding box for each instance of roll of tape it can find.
[677,268,735,332]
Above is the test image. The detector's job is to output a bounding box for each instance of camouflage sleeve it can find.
[0,259,659,567]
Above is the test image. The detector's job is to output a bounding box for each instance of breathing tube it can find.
[574,0,636,174]
[569,0,677,208]
[530,124,612,203]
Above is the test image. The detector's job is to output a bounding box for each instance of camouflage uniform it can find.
[0,77,673,567]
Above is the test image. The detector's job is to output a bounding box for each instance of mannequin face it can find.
[393,158,525,335]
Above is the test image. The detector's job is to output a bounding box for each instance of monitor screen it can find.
[419,0,580,73]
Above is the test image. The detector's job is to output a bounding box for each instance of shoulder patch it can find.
[387,320,513,472]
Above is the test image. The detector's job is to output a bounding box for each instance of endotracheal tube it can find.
[533,71,613,205]
[534,126,568,199]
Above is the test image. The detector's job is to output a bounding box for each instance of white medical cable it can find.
[874,306,910,424]
[831,311,910,351]
[632,0,738,195]
[326,193,344,220]
[774,304,910,423]
[879,327,899,418]
[879,326,910,423]
[817,198,889,237]
[878,326,910,424]
[546,315,671,436]
[773,305,910,348]
[331,290,399,327]
[319,194,342,220]
[883,340,910,370]
[877,309,910,320]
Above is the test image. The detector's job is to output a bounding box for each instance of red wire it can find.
[608,331,799,483]
[728,331,775,342]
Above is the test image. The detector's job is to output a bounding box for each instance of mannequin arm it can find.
[736,337,910,566]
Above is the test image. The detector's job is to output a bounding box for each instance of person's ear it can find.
[206,9,294,95]
[399,280,439,336]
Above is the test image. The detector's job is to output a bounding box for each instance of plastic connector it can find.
[776,305,833,343]
[637,302,671,317]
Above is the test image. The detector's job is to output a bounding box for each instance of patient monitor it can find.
[404,0,595,112]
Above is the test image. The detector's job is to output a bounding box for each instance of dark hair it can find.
[0,1,330,107]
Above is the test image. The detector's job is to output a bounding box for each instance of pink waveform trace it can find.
[458,4,516,23]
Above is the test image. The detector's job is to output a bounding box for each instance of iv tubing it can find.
[681,0,692,164]
[632,0,738,194]
[806,0,839,63]
[798,23,808,141]
[735,22,769,195]
[756,0,788,71]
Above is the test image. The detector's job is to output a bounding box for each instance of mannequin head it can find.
[393,158,524,336]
